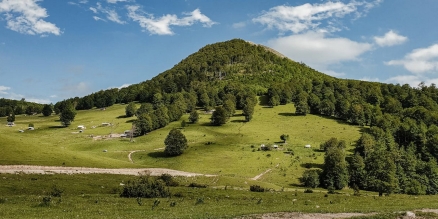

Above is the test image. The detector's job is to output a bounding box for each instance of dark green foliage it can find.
[133,114,153,136]
[158,174,179,187]
[320,142,349,190]
[42,104,53,116]
[210,106,228,126]
[300,169,320,188]
[120,175,170,198]
[28,123,34,127]
[188,110,199,123]
[59,103,76,127]
[181,120,187,128]
[125,102,137,117]
[249,185,265,192]
[365,150,398,196]
[348,153,366,189]
[6,113,15,123]
[164,129,188,156]
[320,137,345,151]
[280,134,289,143]
[295,101,309,115]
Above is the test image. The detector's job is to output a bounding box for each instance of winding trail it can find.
[0,165,216,177]
[128,150,145,163]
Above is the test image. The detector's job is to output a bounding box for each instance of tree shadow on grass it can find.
[300,163,323,169]
[117,115,128,119]
[231,119,246,123]
[147,151,170,158]
[278,112,301,117]
[49,125,67,129]
[125,119,135,123]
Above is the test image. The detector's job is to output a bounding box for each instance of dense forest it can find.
[4,39,438,195]
[0,98,47,118]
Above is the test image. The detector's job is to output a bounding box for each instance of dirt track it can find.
[0,165,216,177]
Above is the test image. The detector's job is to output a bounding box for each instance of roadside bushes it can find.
[120,174,175,198]
[250,185,265,192]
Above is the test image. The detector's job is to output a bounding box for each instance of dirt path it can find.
[239,209,438,219]
[0,165,216,177]
[128,150,145,163]
[237,212,374,219]
[251,164,279,180]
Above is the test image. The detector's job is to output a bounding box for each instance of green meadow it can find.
[3,102,438,218]
[0,102,362,186]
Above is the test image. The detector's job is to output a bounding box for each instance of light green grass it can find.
[0,102,362,187]
[0,173,437,219]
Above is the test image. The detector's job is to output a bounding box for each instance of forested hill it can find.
[8,38,438,195]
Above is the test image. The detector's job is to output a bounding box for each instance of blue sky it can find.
[0,0,438,103]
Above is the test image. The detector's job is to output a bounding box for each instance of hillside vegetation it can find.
[2,38,438,203]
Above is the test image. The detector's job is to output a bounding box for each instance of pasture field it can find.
[8,102,431,218]
[1,174,438,218]
[0,102,362,187]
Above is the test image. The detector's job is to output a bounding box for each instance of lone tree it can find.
[59,103,76,127]
[280,134,289,143]
[7,113,15,123]
[42,104,53,116]
[210,106,228,126]
[164,129,188,156]
[125,102,137,117]
[188,110,199,123]
[300,169,320,188]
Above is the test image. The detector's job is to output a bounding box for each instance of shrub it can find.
[158,174,179,187]
[304,189,313,193]
[28,123,34,127]
[250,185,265,192]
[50,185,64,197]
[120,175,170,198]
[300,169,320,188]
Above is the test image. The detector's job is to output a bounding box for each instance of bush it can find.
[158,174,179,187]
[304,189,313,193]
[300,169,320,188]
[250,185,265,192]
[50,185,63,197]
[120,175,170,198]
[28,123,34,127]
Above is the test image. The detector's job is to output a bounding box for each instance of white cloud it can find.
[0,85,11,94]
[253,0,382,34]
[360,77,380,82]
[267,31,372,71]
[90,3,125,24]
[386,44,438,74]
[232,22,246,29]
[93,16,105,21]
[90,7,98,13]
[127,6,217,35]
[374,30,408,47]
[0,0,61,36]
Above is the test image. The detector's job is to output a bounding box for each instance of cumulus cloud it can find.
[386,44,438,74]
[374,30,408,47]
[90,3,125,24]
[0,0,61,35]
[267,31,372,71]
[127,6,217,35]
[253,0,382,34]
[0,85,11,94]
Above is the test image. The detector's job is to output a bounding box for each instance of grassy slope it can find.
[1,174,438,219]
[0,101,362,188]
